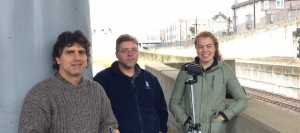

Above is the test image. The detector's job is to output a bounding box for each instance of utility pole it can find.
[193,17,200,38]
[233,8,237,33]
[233,0,238,33]
[195,16,198,35]
[186,19,188,46]
[1,1,91,132]
[253,0,256,29]
[297,28,300,58]
[180,20,181,46]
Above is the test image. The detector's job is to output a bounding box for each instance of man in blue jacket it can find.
[93,34,168,133]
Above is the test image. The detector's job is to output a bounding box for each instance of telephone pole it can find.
[180,19,182,46]
[193,17,200,38]
[195,16,198,35]
[253,0,256,29]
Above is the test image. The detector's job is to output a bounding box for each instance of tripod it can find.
[185,75,201,133]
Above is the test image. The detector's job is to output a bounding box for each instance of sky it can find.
[89,0,235,38]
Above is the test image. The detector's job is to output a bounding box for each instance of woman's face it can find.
[195,37,216,67]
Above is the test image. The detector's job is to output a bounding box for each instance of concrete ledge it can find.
[145,63,300,133]
[238,99,300,133]
[140,52,194,63]
[235,59,300,99]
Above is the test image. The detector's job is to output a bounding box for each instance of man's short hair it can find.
[116,34,138,51]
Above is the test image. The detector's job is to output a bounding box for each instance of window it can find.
[270,13,274,23]
[276,0,284,8]
[245,14,252,23]
[218,17,223,23]
[245,14,252,29]
[264,0,269,10]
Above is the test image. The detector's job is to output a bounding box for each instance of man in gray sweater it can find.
[18,30,119,133]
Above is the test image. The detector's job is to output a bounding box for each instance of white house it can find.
[231,0,300,33]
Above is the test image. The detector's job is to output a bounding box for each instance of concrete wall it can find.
[235,59,300,99]
[219,17,300,59]
[145,63,300,133]
[140,51,300,100]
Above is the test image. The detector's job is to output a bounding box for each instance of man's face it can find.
[115,41,139,70]
[55,43,87,79]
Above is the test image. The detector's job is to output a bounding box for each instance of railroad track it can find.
[244,87,300,113]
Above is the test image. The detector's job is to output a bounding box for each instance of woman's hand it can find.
[216,115,225,121]
[113,129,120,133]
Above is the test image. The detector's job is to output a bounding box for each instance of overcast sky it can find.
[89,0,235,38]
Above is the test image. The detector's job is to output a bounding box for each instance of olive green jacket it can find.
[169,61,248,133]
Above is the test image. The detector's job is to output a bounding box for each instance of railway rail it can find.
[244,87,300,113]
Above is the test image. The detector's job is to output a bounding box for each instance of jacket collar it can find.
[111,61,142,78]
[194,57,218,72]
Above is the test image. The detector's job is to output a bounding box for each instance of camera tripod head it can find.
[181,63,203,84]
[181,63,203,76]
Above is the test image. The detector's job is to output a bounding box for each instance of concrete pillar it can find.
[0,0,92,132]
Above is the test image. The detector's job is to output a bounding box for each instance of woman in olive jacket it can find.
[169,31,248,133]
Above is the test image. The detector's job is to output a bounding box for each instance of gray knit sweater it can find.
[18,74,118,133]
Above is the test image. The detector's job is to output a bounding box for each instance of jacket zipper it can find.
[211,75,215,90]
[199,73,206,125]
[132,80,144,133]
[134,93,144,133]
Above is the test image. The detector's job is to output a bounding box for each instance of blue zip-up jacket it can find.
[93,61,168,133]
